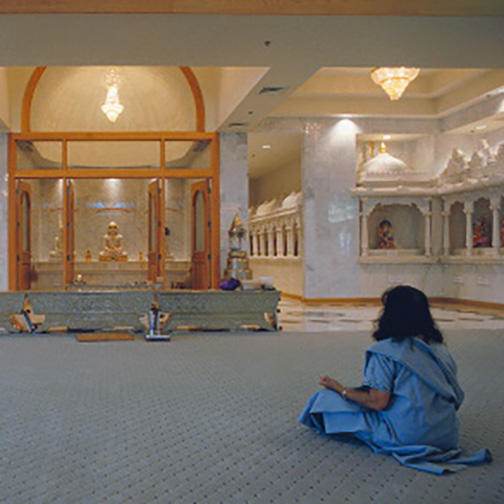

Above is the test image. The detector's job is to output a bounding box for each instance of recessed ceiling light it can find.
[383,135,392,140]
[228,122,248,128]
[473,124,488,131]
[258,86,289,95]
[262,144,271,149]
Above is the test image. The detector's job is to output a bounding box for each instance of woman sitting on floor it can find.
[298,285,491,474]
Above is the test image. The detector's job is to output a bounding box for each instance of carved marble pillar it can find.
[295,220,303,257]
[267,227,275,257]
[285,225,294,257]
[441,202,451,256]
[361,201,371,257]
[490,197,501,255]
[251,230,258,257]
[259,229,266,257]
[420,201,432,257]
[276,226,285,257]
[464,201,474,256]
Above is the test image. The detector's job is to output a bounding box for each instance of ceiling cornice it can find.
[1,0,503,16]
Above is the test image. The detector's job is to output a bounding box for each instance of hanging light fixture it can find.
[370,67,420,101]
[101,68,124,123]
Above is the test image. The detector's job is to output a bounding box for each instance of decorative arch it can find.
[21,65,205,132]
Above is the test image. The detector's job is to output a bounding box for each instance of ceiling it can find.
[248,67,504,178]
[0,10,503,179]
[1,1,503,16]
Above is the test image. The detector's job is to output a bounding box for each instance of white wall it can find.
[249,157,301,207]
[259,116,504,302]
[442,264,504,303]
[250,258,303,297]
[220,132,249,275]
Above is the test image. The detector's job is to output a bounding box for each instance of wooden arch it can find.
[21,66,205,132]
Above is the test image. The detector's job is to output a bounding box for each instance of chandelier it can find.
[101,68,124,123]
[370,67,420,101]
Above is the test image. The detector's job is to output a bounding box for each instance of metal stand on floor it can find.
[145,297,170,341]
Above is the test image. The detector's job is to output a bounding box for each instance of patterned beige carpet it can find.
[0,329,501,503]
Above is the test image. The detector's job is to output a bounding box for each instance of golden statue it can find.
[99,221,128,261]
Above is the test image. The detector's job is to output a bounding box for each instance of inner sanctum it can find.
[10,66,220,291]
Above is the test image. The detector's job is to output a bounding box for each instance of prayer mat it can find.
[76,332,135,342]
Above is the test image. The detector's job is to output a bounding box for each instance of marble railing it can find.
[248,194,303,259]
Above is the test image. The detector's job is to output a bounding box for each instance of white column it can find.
[361,209,369,257]
[441,211,451,256]
[422,202,432,257]
[296,221,303,258]
[251,230,258,256]
[267,228,275,257]
[276,227,284,257]
[424,213,432,256]
[286,225,294,257]
[442,199,450,256]
[259,229,266,257]
[464,201,474,256]
[491,198,501,255]
[220,132,249,275]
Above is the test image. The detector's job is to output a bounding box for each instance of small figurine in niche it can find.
[49,224,64,261]
[472,216,490,248]
[99,221,128,261]
[378,219,395,249]
[85,249,92,262]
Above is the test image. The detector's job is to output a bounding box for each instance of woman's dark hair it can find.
[372,285,443,344]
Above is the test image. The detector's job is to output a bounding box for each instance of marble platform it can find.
[0,289,280,333]
[31,259,191,290]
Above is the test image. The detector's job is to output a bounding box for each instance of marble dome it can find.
[360,144,409,183]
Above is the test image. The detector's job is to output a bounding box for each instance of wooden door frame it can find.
[8,132,220,291]
[63,178,75,285]
[191,180,211,290]
[148,178,164,285]
[15,180,32,290]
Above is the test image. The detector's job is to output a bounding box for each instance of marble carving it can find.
[352,139,504,264]
[438,140,504,186]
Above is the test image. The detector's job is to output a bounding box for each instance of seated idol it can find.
[299,285,491,474]
[99,221,128,261]
[473,216,490,248]
[378,219,395,249]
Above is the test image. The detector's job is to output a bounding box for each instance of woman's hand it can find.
[319,375,344,394]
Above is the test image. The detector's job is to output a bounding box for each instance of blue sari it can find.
[298,337,491,474]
